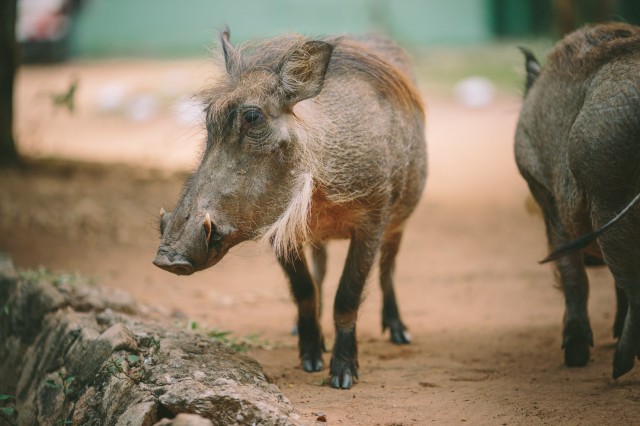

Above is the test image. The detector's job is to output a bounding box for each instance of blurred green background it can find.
[66,0,640,57]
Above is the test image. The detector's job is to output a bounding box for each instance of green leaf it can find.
[207,329,231,339]
[0,407,14,416]
[45,379,60,389]
[0,394,14,401]
[65,376,75,384]
[127,355,140,364]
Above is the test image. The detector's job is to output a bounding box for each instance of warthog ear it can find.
[279,40,334,105]
[220,26,240,76]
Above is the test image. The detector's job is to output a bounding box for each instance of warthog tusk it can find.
[160,207,166,217]
[204,212,212,243]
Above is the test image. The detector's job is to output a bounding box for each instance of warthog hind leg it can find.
[379,231,411,344]
[524,171,593,367]
[611,278,640,378]
[614,282,629,339]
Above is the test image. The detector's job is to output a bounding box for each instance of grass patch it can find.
[17,266,97,287]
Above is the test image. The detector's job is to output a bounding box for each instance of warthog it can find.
[515,23,640,378]
[153,29,427,388]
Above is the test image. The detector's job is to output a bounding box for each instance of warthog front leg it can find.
[278,249,324,372]
[330,227,383,389]
[379,231,411,344]
[311,243,328,316]
[291,243,327,339]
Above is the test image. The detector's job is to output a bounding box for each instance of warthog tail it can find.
[540,191,640,263]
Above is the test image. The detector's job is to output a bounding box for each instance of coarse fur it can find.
[515,22,640,378]
[154,29,427,389]
[196,33,425,259]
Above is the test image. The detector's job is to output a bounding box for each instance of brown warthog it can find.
[515,23,640,378]
[153,29,427,389]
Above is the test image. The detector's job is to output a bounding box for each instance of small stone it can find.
[100,323,138,351]
[154,413,213,426]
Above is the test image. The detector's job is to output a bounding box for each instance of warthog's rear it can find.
[154,29,427,388]
[515,23,640,378]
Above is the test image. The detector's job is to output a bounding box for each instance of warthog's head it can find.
[153,29,333,275]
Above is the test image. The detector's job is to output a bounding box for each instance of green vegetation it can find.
[179,318,278,352]
[45,370,76,397]
[18,267,97,287]
[207,327,276,353]
[0,394,15,419]
[48,79,79,114]
[104,354,149,384]
[44,370,76,425]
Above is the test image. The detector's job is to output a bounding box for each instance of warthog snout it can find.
[152,251,195,276]
[154,208,233,275]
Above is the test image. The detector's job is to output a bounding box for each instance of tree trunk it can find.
[0,0,20,166]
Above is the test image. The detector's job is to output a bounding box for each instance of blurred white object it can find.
[454,76,496,108]
[17,0,70,42]
[126,94,158,122]
[96,82,128,112]
[172,98,205,126]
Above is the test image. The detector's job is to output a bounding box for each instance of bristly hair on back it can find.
[327,36,425,117]
[548,22,640,75]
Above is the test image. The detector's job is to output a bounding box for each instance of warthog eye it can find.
[243,108,264,125]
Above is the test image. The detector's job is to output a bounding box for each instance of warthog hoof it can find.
[612,341,640,379]
[563,337,591,367]
[383,318,411,345]
[562,319,593,367]
[387,319,411,345]
[301,354,323,372]
[329,358,358,389]
[612,328,640,379]
[300,336,325,372]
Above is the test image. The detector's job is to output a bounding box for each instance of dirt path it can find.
[2,60,639,425]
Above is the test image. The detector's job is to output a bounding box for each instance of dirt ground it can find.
[2,59,640,425]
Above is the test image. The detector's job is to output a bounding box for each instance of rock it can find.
[100,322,139,352]
[60,282,138,314]
[155,413,214,426]
[0,252,299,426]
[116,401,158,426]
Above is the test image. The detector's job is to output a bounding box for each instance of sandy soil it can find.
[2,60,640,425]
